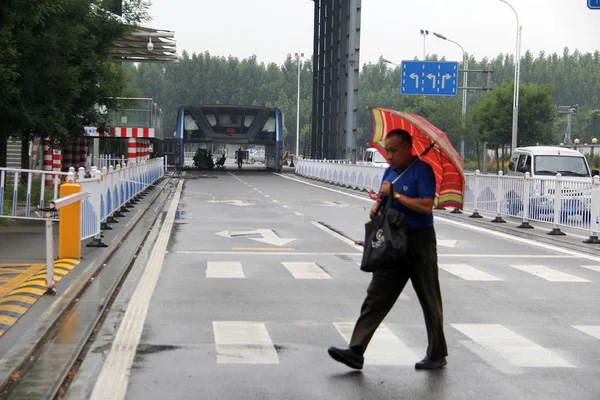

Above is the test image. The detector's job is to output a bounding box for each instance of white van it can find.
[507,146,597,177]
[358,148,388,167]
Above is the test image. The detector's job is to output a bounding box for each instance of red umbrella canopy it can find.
[369,107,465,209]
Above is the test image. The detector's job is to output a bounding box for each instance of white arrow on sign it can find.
[206,199,250,207]
[441,74,452,89]
[409,73,419,88]
[216,229,296,247]
[426,73,436,89]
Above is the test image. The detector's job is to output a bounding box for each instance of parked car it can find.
[505,146,599,223]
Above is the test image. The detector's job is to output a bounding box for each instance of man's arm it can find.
[393,193,434,215]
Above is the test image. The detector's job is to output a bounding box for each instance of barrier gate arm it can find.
[40,191,90,295]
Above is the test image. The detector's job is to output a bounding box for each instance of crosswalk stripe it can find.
[282,262,331,279]
[452,324,573,368]
[572,325,600,340]
[509,265,591,282]
[579,265,600,273]
[213,321,279,364]
[206,262,244,278]
[334,321,418,365]
[439,264,502,281]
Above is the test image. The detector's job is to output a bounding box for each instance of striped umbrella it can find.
[369,107,465,209]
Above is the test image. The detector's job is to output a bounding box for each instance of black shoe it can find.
[415,355,447,370]
[327,346,364,370]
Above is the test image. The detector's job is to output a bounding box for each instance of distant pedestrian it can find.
[237,147,243,169]
[328,129,448,370]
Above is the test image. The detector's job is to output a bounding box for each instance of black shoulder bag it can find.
[359,161,418,273]
[359,186,407,272]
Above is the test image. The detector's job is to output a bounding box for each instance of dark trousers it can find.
[349,226,448,360]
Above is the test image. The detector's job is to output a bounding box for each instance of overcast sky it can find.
[148,0,598,66]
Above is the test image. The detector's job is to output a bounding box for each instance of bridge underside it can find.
[310,0,361,162]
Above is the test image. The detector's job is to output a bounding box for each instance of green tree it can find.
[474,82,556,147]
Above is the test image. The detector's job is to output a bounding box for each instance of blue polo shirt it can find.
[381,158,436,230]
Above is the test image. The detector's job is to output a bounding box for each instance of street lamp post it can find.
[499,0,522,152]
[295,52,304,158]
[433,32,467,161]
[420,30,429,60]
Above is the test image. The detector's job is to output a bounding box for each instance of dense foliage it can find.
[0,0,149,158]
[130,48,600,159]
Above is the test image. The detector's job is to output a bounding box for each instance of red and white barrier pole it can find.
[128,138,137,165]
[43,138,53,185]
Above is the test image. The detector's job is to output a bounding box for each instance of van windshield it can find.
[372,151,387,164]
[534,155,589,177]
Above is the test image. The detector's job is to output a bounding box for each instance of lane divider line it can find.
[90,179,184,400]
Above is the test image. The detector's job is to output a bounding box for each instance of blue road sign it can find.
[588,0,600,9]
[400,61,459,96]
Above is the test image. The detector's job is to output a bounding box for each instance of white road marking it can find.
[572,325,600,340]
[452,324,573,368]
[294,212,302,216]
[334,321,418,365]
[282,262,331,279]
[207,261,244,278]
[580,265,600,273]
[265,194,271,198]
[310,221,363,251]
[90,179,184,400]
[438,240,457,248]
[282,205,290,208]
[439,264,502,281]
[509,264,591,282]
[213,321,279,364]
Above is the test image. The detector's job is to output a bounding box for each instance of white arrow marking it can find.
[441,74,452,89]
[426,74,436,89]
[438,240,457,248]
[207,199,250,207]
[409,73,419,88]
[216,229,296,246]
[251,229,296,246]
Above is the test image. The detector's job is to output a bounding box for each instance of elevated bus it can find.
[173,104,284,172]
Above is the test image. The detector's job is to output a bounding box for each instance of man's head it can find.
[384,129,413,169]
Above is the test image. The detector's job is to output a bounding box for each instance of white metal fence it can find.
[0,167,67,220]
[296,160,600,238]
[1,158,165,243]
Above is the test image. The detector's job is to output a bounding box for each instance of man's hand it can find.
[380,181,392,196]
[370,199,382,219]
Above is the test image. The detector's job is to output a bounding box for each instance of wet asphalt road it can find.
[77,168,600,400]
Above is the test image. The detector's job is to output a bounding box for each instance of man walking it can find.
[328,129,448,370]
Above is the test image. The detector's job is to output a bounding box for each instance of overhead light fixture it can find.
[147,37,154,51]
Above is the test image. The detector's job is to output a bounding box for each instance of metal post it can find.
[44,214,56,294]
[461,57,467,161]
[584,175,600,243]
[566,112,572,143]
[518,172,533,228]
[500,0,521,152]
[548,173,565,235]
[346,0,359,163]
[295,53,304,158]
[469,170,483,218]
[492,170,506,223]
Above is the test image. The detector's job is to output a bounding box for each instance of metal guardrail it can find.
[78,158,165,244]
[0,167,67,220]
[296,160,600,240]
